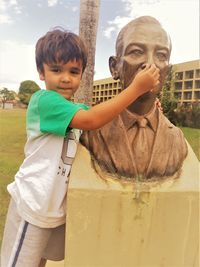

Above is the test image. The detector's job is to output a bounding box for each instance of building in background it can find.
[172,60,200,106]
[92,78,122,105]
[92,60,200,107]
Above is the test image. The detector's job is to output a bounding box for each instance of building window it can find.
[109,83,112,89]
[195,80,200,89]
[113,82,117,88]
[184,81,193,89]
[105,84,108,89]
[101,84,104,89]
[194,91,200,99]
[174,92,182,100]
[184,92,192,100]
[174,82,182,90]
[182,102,192,108]
[175,72,183,80]
[195,69,200,78]
[185,70,194,79]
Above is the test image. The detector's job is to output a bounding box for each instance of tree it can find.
[18,80,40,106]
[74,0,100,106]
[0,87,16,109]
[158,68,178,124]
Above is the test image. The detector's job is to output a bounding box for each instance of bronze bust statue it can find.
[80,16,188,180]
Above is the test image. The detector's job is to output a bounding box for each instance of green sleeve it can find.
[38,90,89,136]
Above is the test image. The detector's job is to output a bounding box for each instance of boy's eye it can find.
[70,68,81,75]
[51,68,61,73]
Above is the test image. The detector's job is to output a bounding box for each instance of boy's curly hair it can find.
[35,28,88,74]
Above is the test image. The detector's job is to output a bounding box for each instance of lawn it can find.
[180,127,200,160]
[0,109,199,247]
[0,109,26,247]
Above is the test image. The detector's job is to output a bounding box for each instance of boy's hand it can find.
[131,64,160,95]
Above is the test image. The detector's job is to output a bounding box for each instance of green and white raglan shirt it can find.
[7,90,89,228]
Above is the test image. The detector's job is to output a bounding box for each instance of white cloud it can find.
[72,6,78,12]
[103,26,115,39]
[0,0,6,11]
[0,0,18,10]
[9,0,18,6]
[103,15,132,38]
[37,3,42,8]
[0,0,21,23]
[103,0,199,63]
[14,5,22,14]
[48,0,59,7]
[0,40,43,92]
[0,14,13,24]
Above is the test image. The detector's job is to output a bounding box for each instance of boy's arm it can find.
[69,64,160,130]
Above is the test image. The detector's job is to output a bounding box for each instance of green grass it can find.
[181,127,200,160]
[0,109,26,247]
[0,109,199,247]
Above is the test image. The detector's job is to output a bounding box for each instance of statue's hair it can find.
[116,16,172,56]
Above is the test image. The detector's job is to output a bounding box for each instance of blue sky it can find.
[0,0,199,92]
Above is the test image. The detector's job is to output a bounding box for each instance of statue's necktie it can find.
[133,117,149,176]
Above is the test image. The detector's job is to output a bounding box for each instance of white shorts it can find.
[1,198,65,267]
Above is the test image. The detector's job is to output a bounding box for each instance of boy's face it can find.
[39,59,83,100]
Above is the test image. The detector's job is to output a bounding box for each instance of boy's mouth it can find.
[58,87,72,90]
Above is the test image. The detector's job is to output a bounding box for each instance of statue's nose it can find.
[141,53,155,69]
[141,61,157,70]
[141,63,147,70]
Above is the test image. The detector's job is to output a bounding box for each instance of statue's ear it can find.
[168,64,172,73]
[109,56,120,80]
[166,63,172,78]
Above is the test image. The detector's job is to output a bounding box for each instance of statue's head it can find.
[109,16,172,98]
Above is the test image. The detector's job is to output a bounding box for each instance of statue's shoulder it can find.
[159,111,184,136]
[158,110,188,155]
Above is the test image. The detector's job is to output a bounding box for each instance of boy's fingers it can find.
[150,81,160,92]
[152,68,160,77]
[149,64,159,73]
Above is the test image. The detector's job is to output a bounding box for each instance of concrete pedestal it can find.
[65,144,199,267]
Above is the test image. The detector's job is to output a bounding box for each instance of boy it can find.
[1,28,159,267]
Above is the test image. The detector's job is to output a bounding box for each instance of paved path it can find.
[46,260,64,266]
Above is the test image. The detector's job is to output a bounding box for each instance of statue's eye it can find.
[128,49,143,56]
[157,52,168,61]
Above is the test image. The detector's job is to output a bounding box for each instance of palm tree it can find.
[74,0,100,106]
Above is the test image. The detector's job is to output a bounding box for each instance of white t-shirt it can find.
[8,90,89,228]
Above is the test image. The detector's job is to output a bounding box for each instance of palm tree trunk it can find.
[74,0,100,106]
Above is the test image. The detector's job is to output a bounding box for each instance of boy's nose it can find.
[61,74,70,83]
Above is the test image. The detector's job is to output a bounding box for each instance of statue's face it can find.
[116,22,171,95]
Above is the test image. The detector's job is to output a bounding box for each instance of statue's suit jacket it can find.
[81,108,188,180]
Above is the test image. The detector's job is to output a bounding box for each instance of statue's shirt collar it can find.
[120,104,158,132]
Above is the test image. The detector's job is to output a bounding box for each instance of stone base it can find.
[65,144,199,267]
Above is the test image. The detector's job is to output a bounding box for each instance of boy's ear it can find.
[39,71,45,81]
[109,56,120,80]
